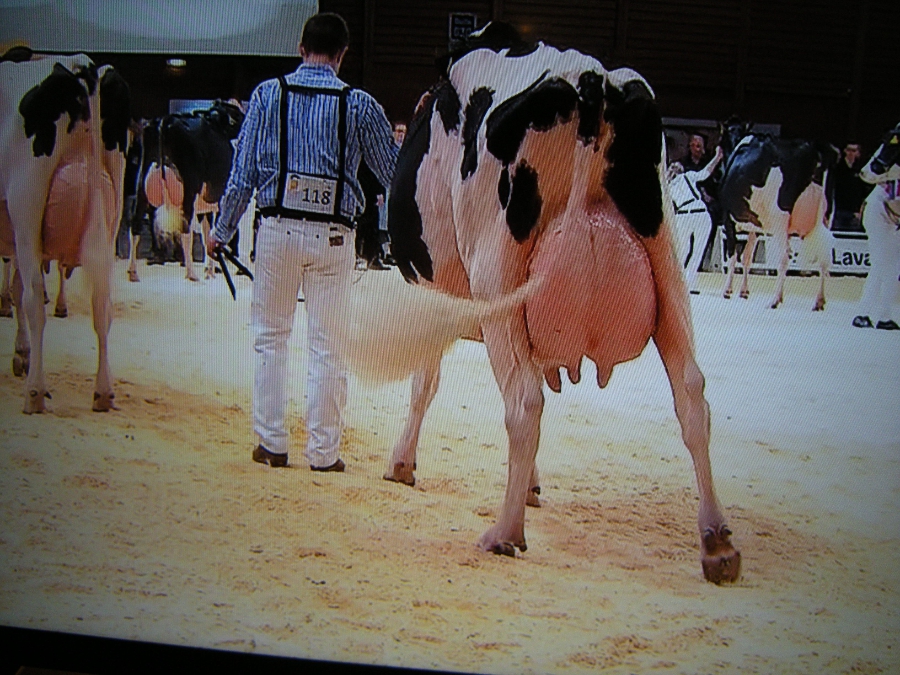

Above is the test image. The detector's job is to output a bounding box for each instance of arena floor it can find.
[0,262,897,674]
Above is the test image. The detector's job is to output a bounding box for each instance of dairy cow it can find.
[718,125,839,309]
[0,48,130,413]
[129,100,243,282]
[384,24,740,583]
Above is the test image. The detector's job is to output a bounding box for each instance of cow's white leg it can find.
[80,208,115,412]
[127,234,140,282]
[769,226,790,309]
[54,263,68,318]
[738,232,757,299]
[722,253,736,299]
[182,230,199,281]
[384,356,442,486]
[476,308,544,554]
[813,259,828,312]
[643,222,740,583]
[10,264,29,378]
[463,236,544,554]
[8,196,50,413]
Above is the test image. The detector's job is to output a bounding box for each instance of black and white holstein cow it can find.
[718,124,838,309]
[129,101,243,282]
[385,24,740,583]
[0,49,130,413]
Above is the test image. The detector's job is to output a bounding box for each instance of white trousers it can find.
[859,202,900,324]
[251,216,354,466]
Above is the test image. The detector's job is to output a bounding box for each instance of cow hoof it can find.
[739,290,749,299]
[478,528,527,556]
[186,274,200,282]
[813,299,825,312]
[383,462,416,486]
[526,486,541,508]
[769,300,782,309]
[723,290,732,300]
[205,268,216,280]
[92,391,117,412]
[24,389,49,414]
[701,525,741,584]
[12,353,29,377]
[54,307,68,318]
[127,269,139,283]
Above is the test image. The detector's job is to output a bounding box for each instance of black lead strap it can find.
[268,78,353,226]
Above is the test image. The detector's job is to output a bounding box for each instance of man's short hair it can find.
[301,13,350,58]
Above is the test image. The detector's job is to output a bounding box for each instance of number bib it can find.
[283,173,336,214]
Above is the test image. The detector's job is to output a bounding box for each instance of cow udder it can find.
[525,203,657,391]
[43,157,117,270]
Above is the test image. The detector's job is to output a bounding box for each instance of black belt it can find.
[258,206,355,227]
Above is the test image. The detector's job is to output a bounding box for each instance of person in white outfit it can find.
[208,13,398,470]
[853,123,900,331]
[668,145,725,293]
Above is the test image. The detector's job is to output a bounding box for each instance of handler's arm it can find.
[209,89,264,253]
[356,92,399,192]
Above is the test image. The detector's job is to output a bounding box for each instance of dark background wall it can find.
[90,0,897,154]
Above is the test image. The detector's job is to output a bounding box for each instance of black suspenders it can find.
[261,76,353,227]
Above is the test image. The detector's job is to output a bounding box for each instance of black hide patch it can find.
[434,79,462,134]
[460,87,494,180]
[388,87,439,283]
[437,21,536,75]
[603,79,663,238]
[19,62,91,157]
[498,167,511,208]
[99,68,131,153]
[205,100,244,140]
[576,70,604,144]
[773,139,820,213]
[506,160,542,242]
[0,45,33,63]
[485,75,579,167]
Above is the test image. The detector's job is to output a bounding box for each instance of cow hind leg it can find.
[475,308,544,556]
[81,217,115,412]
[769,228,790,309]
[182,231,199,282]
[384,357,442,486]
[10,265,30,378]
[644,228,740,583]
[738,233,757,299]
[127,235,140,282]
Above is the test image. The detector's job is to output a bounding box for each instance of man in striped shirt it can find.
[208,13,398,471]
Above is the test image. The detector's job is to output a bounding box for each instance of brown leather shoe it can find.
[310,458,345,472]
[252,445,288,468]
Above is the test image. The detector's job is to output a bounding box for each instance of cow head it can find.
[204,100,244,140]
[868,122,900,176]
[719,116,751,157]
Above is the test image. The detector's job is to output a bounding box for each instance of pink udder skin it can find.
[525,204,657,392]
[43,158,117,270]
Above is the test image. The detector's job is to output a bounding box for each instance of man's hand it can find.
[207,235,223,259]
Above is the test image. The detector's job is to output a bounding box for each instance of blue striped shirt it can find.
[212,63,398,243]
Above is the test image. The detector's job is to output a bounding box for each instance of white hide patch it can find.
[342,275,538,383]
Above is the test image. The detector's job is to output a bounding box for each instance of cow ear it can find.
[99,67,131,153]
